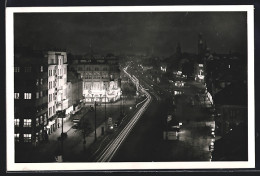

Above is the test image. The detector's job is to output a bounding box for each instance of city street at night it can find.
[9,9,251,168]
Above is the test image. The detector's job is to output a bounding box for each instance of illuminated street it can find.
[13,12,248,163]
[111,66,214,161]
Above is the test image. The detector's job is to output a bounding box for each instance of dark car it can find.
[89,106,94,112]
[72,124,79,129]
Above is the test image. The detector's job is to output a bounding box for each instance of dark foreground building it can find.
[14,47,69,145]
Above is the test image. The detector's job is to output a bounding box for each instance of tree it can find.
[77,116,93,144]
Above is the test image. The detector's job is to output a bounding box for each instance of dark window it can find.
[24,67,31,72]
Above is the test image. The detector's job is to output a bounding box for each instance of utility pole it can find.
[94,101,97,142]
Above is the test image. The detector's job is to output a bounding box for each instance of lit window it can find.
[14,67,20,72]
[24,119,32,127]
[14,93,19,99]
[40,66,44,72]
[24,93,32,99]
[23,134,31,142]
[36,79,39,86]
[24,67,31,72]
[14,119,20,127]
[50,107,52,116]
[43,114,46,123]
[40,115,43,124]
[40,91,43,97]
[36,118,39,126]
[40,78,43,85]
[36,92,39,99]
[15,133,19,142]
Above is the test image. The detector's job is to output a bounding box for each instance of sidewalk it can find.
[15,97,138,162]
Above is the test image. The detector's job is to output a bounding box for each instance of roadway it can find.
[111,66,214,162]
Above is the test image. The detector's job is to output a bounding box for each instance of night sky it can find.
[14,12,247,56]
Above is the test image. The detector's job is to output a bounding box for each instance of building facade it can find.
[46,51,68,134]
[14,48,68,145]
[67,70,83,113]
[69,56,121,103]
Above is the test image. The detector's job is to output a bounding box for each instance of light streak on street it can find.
[95,67,152,162]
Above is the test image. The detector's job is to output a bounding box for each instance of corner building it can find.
[46,51,68,134]
[69,56,121,103]
[14,48,68,145]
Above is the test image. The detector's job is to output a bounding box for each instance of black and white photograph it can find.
[6,6,255,170]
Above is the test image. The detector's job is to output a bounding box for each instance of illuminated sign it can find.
[198,75,205,79]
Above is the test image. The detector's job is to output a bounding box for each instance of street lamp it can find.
[120,91,124,118]
[104,85,107,132]
[121,91,124,116]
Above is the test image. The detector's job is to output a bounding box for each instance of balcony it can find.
[56,99,68,111]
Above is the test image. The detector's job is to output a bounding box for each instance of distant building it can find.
[214,83,247,136]
[205,53,247,97]
[69,54,121,103]
[14,48,69,145]
[194,63,205,83]
[67,70,83,114]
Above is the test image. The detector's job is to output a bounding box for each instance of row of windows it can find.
[49,68,66,77]
[48,81,56,89]
[49,106,56,117]
[15,133,31,142]
[15,114,46,128]
[15,91,47,99]
[21,93,32,99]
[83,74,109,79]
[48,93,56,102]
[36,91,43,99]
[48,69,55,76]
[35,79,44,86]
[77,67,108,71]
[14,66,44,73]
[14,119,31,127]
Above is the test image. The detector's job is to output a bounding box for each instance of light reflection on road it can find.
[96,67,152,162]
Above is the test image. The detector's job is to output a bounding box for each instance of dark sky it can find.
[14,12,247,56]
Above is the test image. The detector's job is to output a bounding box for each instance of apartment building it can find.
[14,48,68,145]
